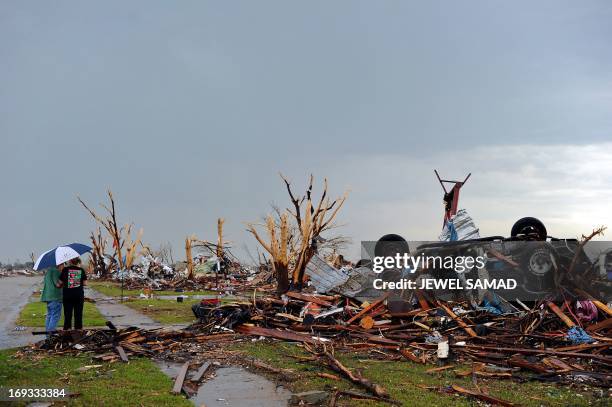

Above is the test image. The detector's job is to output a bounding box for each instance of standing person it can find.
[40,265,63,337]
[59,257,87,330]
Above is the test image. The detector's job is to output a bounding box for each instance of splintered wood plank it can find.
[426,365,455,373]
[592,300,612,317]
[586,317,612,333]
[347,293,390,324]
[172,362,190,394]
[400,348,425,364]
[114,346,129,363]
[191,361,211,382]
[547,302,576,328]
[235,325,319,344]
[451,384,515,407]
[285,291,334,307]
[438,302,477,337]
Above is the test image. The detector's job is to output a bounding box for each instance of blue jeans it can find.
[45,301,62,336]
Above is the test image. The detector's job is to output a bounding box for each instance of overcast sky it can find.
[1,1,611,263]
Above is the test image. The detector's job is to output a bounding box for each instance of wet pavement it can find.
[0,275,43,349]
[157,361,291,407]
[86,287,188,330]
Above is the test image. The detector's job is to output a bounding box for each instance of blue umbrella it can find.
[34,243,92,270]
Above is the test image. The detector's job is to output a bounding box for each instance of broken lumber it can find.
[331,390,400,406]
[172,362,190,394]
[323,350,388,398]
[250,359,296,380]
[400,348,425,364]
[285,291,333,307]
[317,372,341,381]
[547,302,576,328]
[347,293,390,324]
[426,365,455,373]
[114,346,129,363]
[460,344,612,363]
[235,325,319,344]
[191,362,211,382]
[438,302,477,337]
[450,384,515,407]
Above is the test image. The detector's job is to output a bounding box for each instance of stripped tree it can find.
[78,190,143,273]
[185,218,229,281]
[247,212,291,293]
[185,235,196,280]
[248,174,348,293]
[89,227,108,276]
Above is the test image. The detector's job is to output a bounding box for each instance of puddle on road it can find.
[157,361,291,407]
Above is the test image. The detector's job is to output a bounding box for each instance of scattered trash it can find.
[566,326,594,344]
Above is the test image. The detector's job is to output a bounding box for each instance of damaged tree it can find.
[283,174,348,289]
[89,227,108,276]
[247,213,291,293]
[78,190,143,273]
[185,235,195,280]
[185,218,230,281]
[248,174,348,293]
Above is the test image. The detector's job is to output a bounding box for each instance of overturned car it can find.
[307,172,611,305]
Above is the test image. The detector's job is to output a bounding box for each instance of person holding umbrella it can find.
[59,257,87,330]
[40,264,63,336]
[34,243,92,331]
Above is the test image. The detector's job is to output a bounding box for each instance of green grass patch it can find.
[0,348,191,406]
[123,299,200,324]
[233,341,605,407]
[17,300,107,328]
[88,280,216,297]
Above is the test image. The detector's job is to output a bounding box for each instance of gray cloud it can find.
[1,1,611,262]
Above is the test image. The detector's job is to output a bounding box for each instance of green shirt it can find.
[41,267,62,302]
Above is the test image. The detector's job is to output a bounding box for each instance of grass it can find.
[17,300,107,328]
[88,280,215,297]
[233,341,607,407]
[0,348,191,407]
[122,299,200,324]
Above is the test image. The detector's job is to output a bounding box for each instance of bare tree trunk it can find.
[185,236,194,280]
[275,262,290,294]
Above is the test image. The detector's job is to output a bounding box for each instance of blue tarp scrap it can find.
[447,220,458,241]
[566,326,594,344]
[479,292,504,315]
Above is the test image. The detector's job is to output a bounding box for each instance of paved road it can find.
[0,275,43,349]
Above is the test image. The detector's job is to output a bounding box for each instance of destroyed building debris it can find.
[35,269,612,398]
[24,173,610,404]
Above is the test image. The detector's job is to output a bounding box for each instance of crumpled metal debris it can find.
[439,209,480,241]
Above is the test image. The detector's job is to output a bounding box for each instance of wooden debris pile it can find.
[34,289,611,402]
[37,322,239,363]
[188,290,611,387]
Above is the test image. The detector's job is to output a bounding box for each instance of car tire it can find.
[511,217,547,240]
[375,234,410,258]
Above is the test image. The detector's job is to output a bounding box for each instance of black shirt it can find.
[60,266,86,298]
